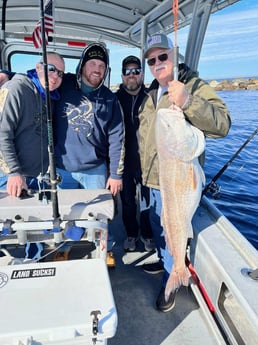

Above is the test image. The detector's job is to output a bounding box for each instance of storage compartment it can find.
[0,259,117,345]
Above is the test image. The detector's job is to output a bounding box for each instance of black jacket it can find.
[116,83,148,173]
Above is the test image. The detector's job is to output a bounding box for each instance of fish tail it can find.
[164,265,189,301]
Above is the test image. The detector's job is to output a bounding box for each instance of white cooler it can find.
[0,259,117,345]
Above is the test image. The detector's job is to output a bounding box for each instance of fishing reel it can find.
[204,181,221,199]
[37,172,62,186]
[36,172,62,203]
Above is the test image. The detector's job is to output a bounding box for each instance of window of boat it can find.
[10,53,78,74]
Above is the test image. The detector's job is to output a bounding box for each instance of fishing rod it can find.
[202,127,258,196]
[172,0,179,81]
[1,0,7,33]
[39,0,60,219]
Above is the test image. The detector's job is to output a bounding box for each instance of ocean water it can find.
[203,89,258,250]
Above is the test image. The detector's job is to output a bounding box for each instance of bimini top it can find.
[0,0,240,48]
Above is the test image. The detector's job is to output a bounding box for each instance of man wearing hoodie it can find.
[0,53,65,259]
[0,53,64,196]
[0,70,15,88]
[115,56,154,253]
[53,43,124,266]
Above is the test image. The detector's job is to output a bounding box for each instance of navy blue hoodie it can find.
[54,43,124,179]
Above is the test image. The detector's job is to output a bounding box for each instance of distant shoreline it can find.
[207,77,258,91]
[111,77,258,92]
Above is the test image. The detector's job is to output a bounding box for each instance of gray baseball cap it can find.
[143,34,173,58]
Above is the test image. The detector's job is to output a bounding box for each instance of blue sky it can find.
[108,0,258,85]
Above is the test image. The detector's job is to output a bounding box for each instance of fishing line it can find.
[202,127,258,197]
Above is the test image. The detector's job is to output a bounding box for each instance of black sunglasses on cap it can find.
[122,68,141,76]
[40,62,64,78]
[147,52,170,66]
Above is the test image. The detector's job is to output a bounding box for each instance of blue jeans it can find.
[149,188,174,283]
[0,172,7,189]
[56,164,107,189]
[56,163,114,251]
[0,174,43,191]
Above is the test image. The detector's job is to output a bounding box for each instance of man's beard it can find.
[124,80,141,92]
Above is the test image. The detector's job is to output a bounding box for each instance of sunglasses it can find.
[147,52,170,66]
[40,62,64,78]
[122,68,141,76]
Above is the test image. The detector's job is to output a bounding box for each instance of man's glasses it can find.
[40,62,64,78]
[147,52,170,66]
[122,68,141,76]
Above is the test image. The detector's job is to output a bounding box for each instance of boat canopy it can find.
[1,0,240,71]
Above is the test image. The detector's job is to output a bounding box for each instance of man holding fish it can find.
[138,33,231,312]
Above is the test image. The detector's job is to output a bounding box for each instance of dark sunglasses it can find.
[147,52,170,66]
[122,68,141,76]
[40,62,64,78]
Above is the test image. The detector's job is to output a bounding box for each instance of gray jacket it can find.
[0,74,49,177]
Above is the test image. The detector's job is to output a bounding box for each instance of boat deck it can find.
[107,205,225,345]
[1,190,257,344]
[36,205,225,345]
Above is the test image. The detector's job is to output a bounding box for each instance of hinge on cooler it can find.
[91,310,101,344]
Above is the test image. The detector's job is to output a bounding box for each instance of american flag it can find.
[32,0,54,49]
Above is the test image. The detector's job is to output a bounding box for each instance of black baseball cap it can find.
[122,55,141,70]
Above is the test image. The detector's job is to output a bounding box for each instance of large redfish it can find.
[155,105,205,301]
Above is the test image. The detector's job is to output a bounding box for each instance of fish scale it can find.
[155,105,205,301]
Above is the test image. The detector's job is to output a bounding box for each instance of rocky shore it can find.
[111,77,258,92]
[208,77,258,91]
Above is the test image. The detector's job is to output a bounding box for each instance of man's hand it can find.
[168,80,189,108]
[7,175,28,197]
[106,177,123,196]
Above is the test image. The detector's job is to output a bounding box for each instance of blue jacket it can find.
[54,45,124,179]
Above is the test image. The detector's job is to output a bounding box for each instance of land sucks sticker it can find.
[11,267,56,279]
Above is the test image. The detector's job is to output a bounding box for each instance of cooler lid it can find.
[0,259,117,343]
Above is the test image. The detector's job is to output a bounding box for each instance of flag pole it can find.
[39,0,60,219]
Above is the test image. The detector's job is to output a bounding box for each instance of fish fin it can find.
[165,265,189,301]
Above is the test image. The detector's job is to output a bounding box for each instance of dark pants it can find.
[120,170,152,239]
